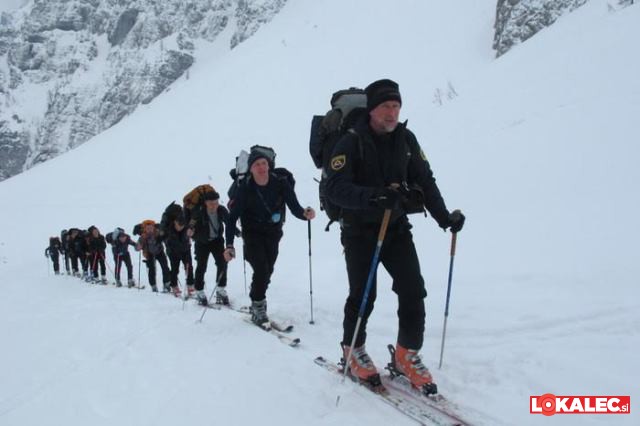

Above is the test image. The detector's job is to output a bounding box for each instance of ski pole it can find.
[197,269,226,323]
[91,252,99,281]
[182,261,190,310]
[308,220,315,325]
[338,209,392,405]
[115,254,121,284]
[438,231,458,370]
[242,245,247,295]
[103,254,115,282]
[137,251,142,290]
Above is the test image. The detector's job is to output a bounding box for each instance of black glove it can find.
[371,188,402,209]
[448,209,465,233]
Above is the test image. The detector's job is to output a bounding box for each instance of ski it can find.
[314,356,471,426]
[221,304,294,333]
[383,344,471,425]
[242,317,300,347]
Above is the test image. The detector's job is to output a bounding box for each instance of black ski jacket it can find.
[325,116,450,228]
[164,226,192,258]
[225,174,306,247]
[190,204,228,244]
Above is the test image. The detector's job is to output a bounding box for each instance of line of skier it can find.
[44,79,466,396]
[45,147,316,326]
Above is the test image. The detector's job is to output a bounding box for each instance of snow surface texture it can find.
[0,0,638,425]
[0,0,286,181]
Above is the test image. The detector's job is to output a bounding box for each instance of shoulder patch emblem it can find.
[419,149,428,161]
[331,154,346,171]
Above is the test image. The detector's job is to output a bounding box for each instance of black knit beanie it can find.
[248,151,269,169]
[365,79,402,111]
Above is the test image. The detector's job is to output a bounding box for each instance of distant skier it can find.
[60,229,71,274]
[87,226,107,284]
[107,227,137,287]
[135,220,170,293]
[164,213,194,298]
[44,236,62,275]
[224,151,316,325]
[190,190,229,306]
[325,79,465,391]
[68,228,88,278]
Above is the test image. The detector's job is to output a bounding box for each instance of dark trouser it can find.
[146,252,170,286]
[90,252,106,278]
[70,254,79,273]
[244,230,282,302]
[50,254,60,273]
[341,223,426,350]
[169,252,194,288]
[80,253,88,273]
[194,238,226,291]
[63,253,70,273]
[115,252,133,281]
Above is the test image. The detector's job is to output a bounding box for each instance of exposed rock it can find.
[0,0,288,181]
[493,0,588,57]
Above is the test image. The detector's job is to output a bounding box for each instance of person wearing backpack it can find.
[190,190,229,306]
[67,228,89,279]
[44,237,62,275]
[224,151,316,326]
[60,230,71,275]
[87,226,108,284]
[108,228,137,287]
[135,220,171,293]
[325,79,465,392]
[164,215,194,298]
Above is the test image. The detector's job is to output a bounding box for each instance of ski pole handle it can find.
[450,231,457,257]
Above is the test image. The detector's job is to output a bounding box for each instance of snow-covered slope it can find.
[0,1,638,425]
[0,0,286,181]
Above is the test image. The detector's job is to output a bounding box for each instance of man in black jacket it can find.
[109,228,137,287]
[326,79,465,391]
[165,215,194,298]
[224,152,316,325]
[44,237,62,275]
[68,228,88,278]
[87,226,107,284]
[190,191,228,305]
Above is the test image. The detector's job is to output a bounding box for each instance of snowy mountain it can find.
[0,0,286,181]
[0,0,638,425]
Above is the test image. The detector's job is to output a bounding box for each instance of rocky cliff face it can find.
[493,0,588,57]
[0,0,286,181]
[494,0,635,57]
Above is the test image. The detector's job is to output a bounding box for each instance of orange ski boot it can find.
[342,344,382,388]
[394,344,438,395]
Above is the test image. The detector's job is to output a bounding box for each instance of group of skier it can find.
[44,79,465,395]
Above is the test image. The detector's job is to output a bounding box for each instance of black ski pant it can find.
[70,254,78,273]
[50,254,60,273]
[115,252,133,281]
[194,238,226,291]
[90,252,106,278]
[146,252,170,287]
[169,252,194,288]
[341,224,426,350]
[70,253,86,274]
[244,230,282,302]
[80,253,88,273]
